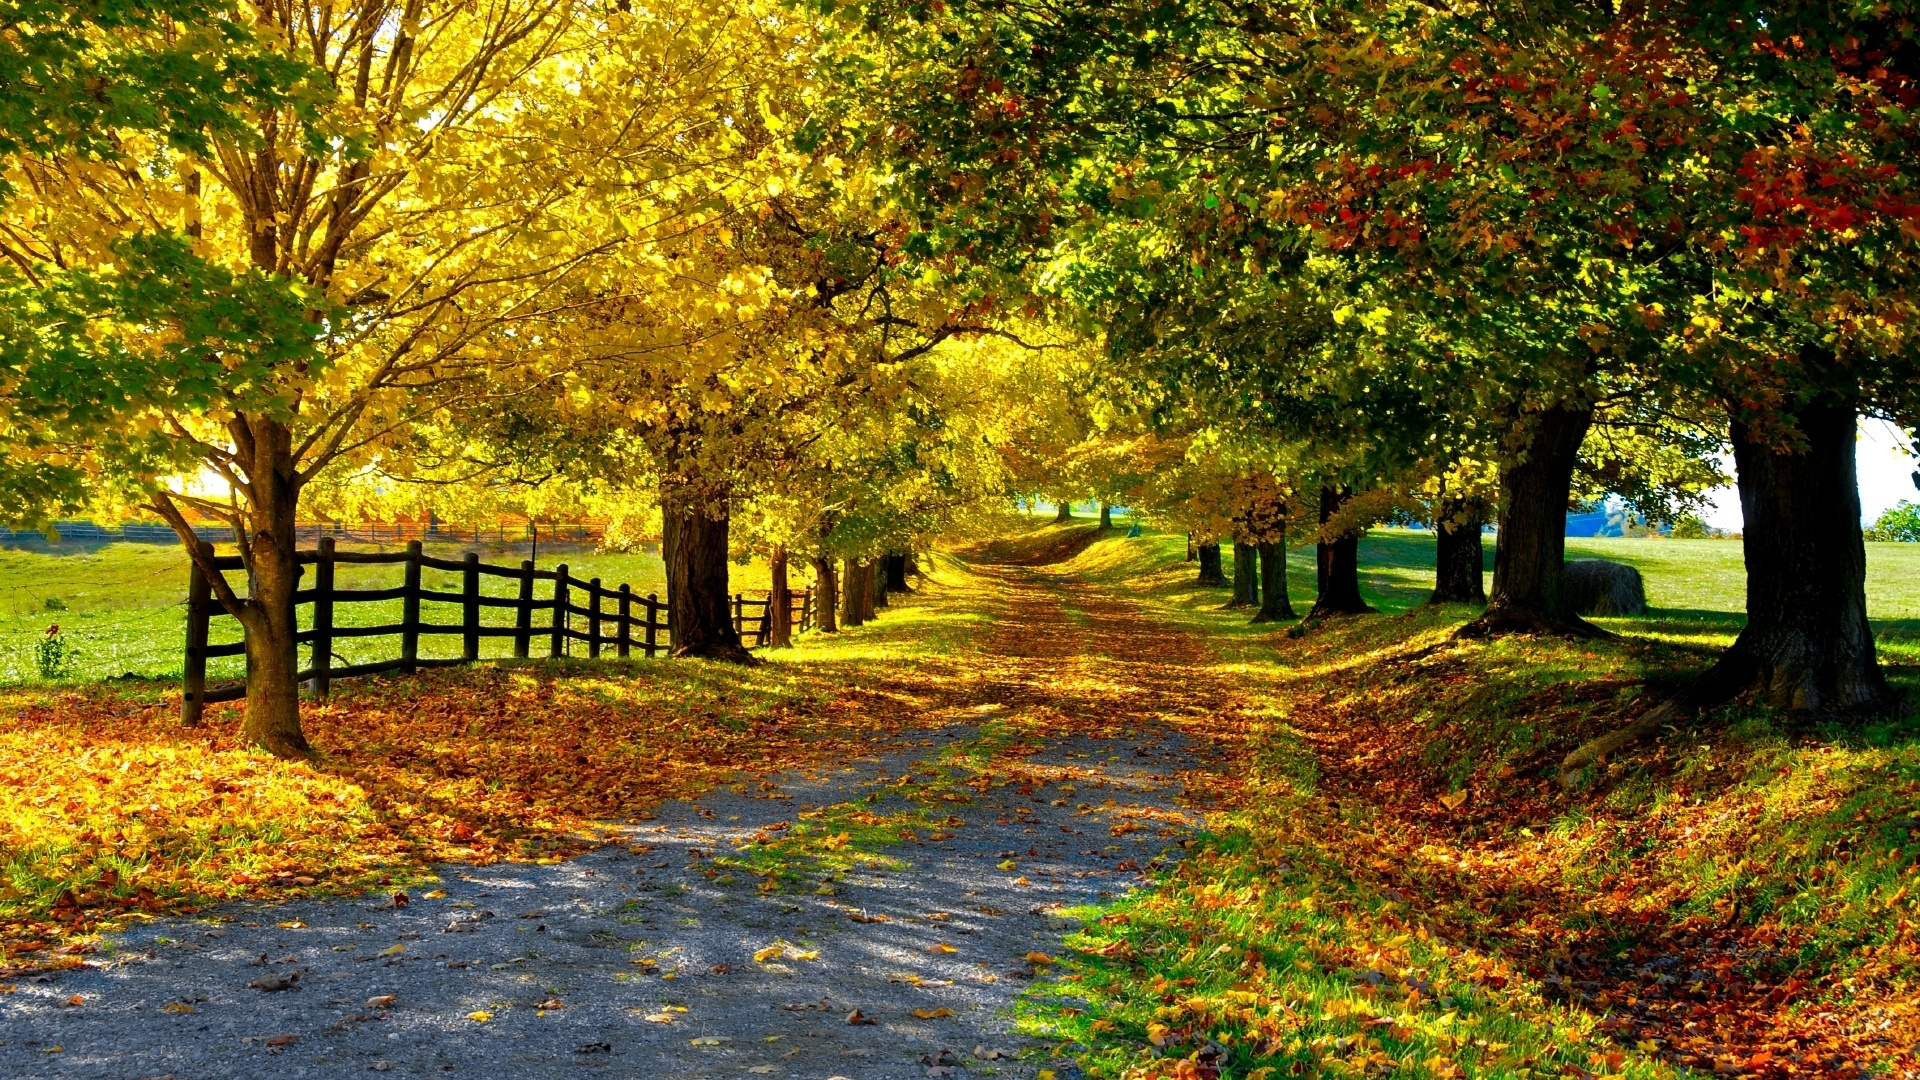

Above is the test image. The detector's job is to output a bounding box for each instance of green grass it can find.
[0,540,791,686]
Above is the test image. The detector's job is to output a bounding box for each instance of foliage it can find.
[1867,502,1920,544]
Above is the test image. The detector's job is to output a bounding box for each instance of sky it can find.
[1697,418,1919,531]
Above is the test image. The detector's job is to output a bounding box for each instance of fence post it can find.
[588,577,602,659]
[515,560,534,658]
[311,537,335,699]
[732,593,743,636]
[617,584,632,659]
[551,563,569,658]
[182,540,212,726]
[401,539,422,674]
[645,592,659,658]
[462,552,480,662]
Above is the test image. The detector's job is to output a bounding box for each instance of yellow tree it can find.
[2,0,765,754]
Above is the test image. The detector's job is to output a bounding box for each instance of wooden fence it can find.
[182,538,814,722]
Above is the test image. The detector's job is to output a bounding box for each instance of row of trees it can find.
[816,0,1919,749]
[1,0,1914,761]
[0,0,1067,755]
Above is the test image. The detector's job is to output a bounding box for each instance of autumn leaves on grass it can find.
[0,658,941,961]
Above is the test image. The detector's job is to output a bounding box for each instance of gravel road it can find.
[0,719,1199,1080]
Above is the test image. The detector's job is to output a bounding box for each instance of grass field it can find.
[0,540,786,686]
[5,525,1916,687]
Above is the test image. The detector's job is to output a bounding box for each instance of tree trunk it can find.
[1054,500,1074,523]
[1186,532,1196,562]
[231,418,309,757]
[872,558,889,610]
[884,553,911,593]
[811,554,839,633]
[768,545,793,649]
[1252,540,1296,622]
[1196,542,1225,586]
[840,558,864,627]
[1226,541,1258,607]
[1562,394,1898,780]
[1430,495,1487,605]
[662,484,754,663]
[1099,504,1113,529]
[1461,405,1598,637]
[861,561,879,620]
[1311,486,1373,616]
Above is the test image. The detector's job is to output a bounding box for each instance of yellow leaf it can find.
[753,945,783,963]
[1039,1072,1055,1080]
[467,1010,493,1023]
[930,943,958,954]
[276,921,305,929]
[690,1035,727,1045]
[912,1007,954,1019]
[1012,876,1031,886]
[1439,791,1468,811]
[789,949,819,961]
[996,860,1017,871]
[380,943,405,956]
[1026,952,1055,965]
[423,889,447,899]
[161,1002,195,1014]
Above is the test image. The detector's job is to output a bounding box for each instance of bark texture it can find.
[1054,501,1074,523]
[1462,405,1598,637]
[1196,543,1226,586]
[1563,394,1899,780]
[1099,504,1113,529]
[235,419,309,757]
[811,555,839,633]
[1430,496,1487,605]
[839,558,865,627]
[768,545,793,648]
[663,487,754,663]
[1252,540,1296,623]
[1227,542,1258,607]
[1311,486,1373,616]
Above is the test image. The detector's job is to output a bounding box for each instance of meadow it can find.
[0,539,777,686]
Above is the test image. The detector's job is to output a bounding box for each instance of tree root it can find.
[1560,652,1757,787]
[1454,605,1610,641]
[671,642,761,666]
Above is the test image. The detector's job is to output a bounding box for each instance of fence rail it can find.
[2,519,611,550]
[182,539,814,722]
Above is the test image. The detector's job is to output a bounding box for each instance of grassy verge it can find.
[0,552,986,968]
[1015,525,1920,1079]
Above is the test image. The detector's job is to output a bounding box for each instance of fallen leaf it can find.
[423,889,447,899]
[379,943,405,956]
[536,998,564,1009]
[1026,952,1055,965]
[161,1001,196,1014]
[690,1035,729,1046]
[266,1034,299,1047]
[467,1010,493,1023]
[747,1068,777,1075]
[276,921,305,929]
[912,1007,955,1019]
[644,1013,677,1024]
[788,949,820,961]
[930,943,958,954]
[846,1009,878,1025]
[754,945,783,962]
[1439,791,1468,811]
[248,972,300,992]
[996,860,1017,871]
[64,994,84,1007]
[367,995,397,1009]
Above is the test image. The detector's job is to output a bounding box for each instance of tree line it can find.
[0,0,1915,763]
